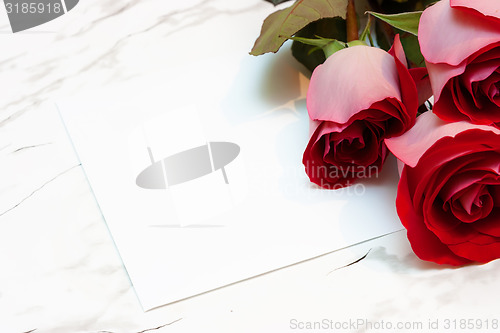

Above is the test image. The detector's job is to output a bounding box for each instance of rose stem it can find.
[346,0,359,42]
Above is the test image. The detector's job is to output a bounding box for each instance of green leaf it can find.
[291,17,346,71]
[346,40,367,47]
[250,0,348,56]
[374,20,391,51]
[400,33,425,67]
[291,36,346,58]
[366,11,422,36]
[323,39,347,57]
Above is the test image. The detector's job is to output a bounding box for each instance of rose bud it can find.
[386,111,500,266]
[419,0,500,127]
[303,36,418,188]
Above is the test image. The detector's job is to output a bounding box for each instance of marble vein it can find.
[136,318,183,333]
[73,0,262,79]
[0,164,80,218]
[0,0,266,130]
[13,142,52,153]
[4,1,497,331]
[0,1,208,128]
[96,318,183,333]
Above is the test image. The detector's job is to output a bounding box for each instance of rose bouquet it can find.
[252,0,500,266]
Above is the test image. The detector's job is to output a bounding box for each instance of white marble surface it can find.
[2,1,500,332]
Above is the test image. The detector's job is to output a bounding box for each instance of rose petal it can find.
[433,82,473,123]
[480,71,500,106]
[409,67,433,106]
[325,121,364,162]
[428,199,462,231]
[389,35,418,127]
[425,200,477,243]
[450,184,492,222]
[362,99,406,137]
[426,61,466,101]
[462,59,500,91]
[411,143,478,210]
[473,207,500,237]
[449,239,500,263]
[385,111,500,168]
[451,0,500,22]
[388,34,408,68]
[307,45,401,124]
[397,168,472,265]
[419,0,500,67]
[449,75,500,124]
[440,157,500,202]
[432,43,500,106]
[461,58,500,108]
[390,129,500,247]
[409,136,500,215]
[418,154,486,241]
[303,121,387,188]
[469,233,499,246]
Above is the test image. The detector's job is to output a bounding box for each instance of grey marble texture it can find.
[1,1,500,332]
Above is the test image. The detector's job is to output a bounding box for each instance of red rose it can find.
[386,111,500,265]
[303,36,418,188]
[419,0,500,127]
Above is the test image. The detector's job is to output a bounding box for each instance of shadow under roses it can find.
[361,245,500,318]
[357,246,500,322]
[327,237,500,319]
[221,43,306,125]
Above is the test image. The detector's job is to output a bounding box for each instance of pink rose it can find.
[303,36,418,188]
[419,0,500,126]
[386,111,500,265]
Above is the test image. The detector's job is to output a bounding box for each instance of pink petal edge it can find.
[307,45,401,124]
[425,60,466,101]
[388,34,407,68]
[385,112,500,168]
[419,0,500,66]
[451,0,500,21]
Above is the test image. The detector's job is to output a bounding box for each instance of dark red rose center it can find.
[419,146,500,251]
[326,120,380,166]
[477,70,500,107]
[439,43,500,125]
[446,184,495,223]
